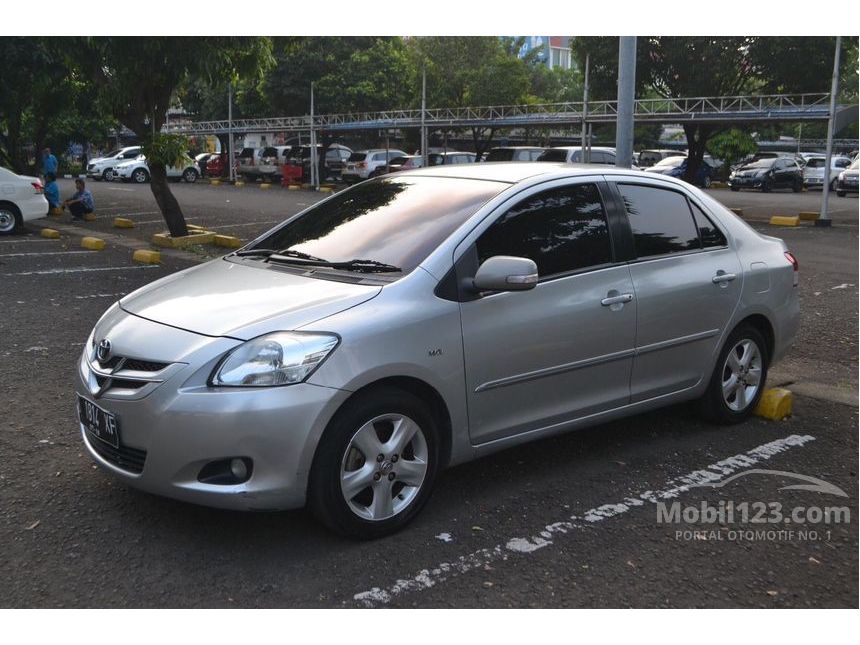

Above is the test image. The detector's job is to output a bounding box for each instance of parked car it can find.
[428,151,477,166]
[341,149,408,183]
[645,155,714,188]
[484,147,545,162]
[802,156,852,190]
[200,153,227,178]
[114,153,200,184]
[86,146,142,182]
[288,144,353,181]
[0,166,47,235]
[387,155,425,173]
[728,157,803,192]
[537,146,619,165]
[835,158,859,197]
[75,162,799,538]
[637,149,686,168]
[236,148,263,181]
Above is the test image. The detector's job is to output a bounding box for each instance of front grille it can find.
[95,375,147,391]
[87,435,147,474]
[124,359,168,372]
[97,356,123,371]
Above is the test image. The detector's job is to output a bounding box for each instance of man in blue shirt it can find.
[63,178,95,221]
[44,173,61,210]
[42,148,58,178]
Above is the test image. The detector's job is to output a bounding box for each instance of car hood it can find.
[119,258,382,339]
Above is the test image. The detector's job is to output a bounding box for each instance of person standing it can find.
[42,147,58,180]
[44,173,61,211]
[63,178,95,221]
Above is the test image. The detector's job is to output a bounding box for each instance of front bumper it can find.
[728,175,764,189]
[837,177,859,193]
[74,313,350,511]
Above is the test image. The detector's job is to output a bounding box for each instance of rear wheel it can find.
[699,324,769,424]
[793,178,802,192]
[102,168,115,182]
[702,175,712,188]
[308,386,440,539]
[837,190,847,197]
[0,203,22,236]
[761,180,772,193]
[132,168,149,183]
[182,168,198,183]
[730,185,740,192]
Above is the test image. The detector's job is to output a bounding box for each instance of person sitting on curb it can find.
[63,178,95,221]
[44,173,61,211]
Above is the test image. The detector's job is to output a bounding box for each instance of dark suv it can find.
[728,157,802,193]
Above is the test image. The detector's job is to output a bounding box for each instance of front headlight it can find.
[211,332,339,387]
[839,171,846,181]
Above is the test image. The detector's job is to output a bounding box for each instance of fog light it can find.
[230,458,248,481]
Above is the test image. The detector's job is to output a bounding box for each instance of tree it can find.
[75,37,272,237]
[706,129,757,179]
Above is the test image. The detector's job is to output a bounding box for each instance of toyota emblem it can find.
[96,339,112,363]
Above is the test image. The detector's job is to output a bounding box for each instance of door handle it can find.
[601,293,634,306]
[712,272,737,285]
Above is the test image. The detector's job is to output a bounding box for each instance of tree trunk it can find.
[683,123,714,184]
[471,127,496,159]
[149,163,189,238]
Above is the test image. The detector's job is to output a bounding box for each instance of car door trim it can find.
[474,347,636,393]
[634,328,720,357]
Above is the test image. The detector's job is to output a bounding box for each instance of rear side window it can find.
[476,183,612,277]
[537,149,570,162]
[618,184,700,258]
[690,202,727,248]
[528,150,544,160]
[486,149,515,162]
[348,153,367,162]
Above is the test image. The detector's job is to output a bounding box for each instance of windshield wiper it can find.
[234,248,275,257]
[234,248,328,262]
[266,255,402,273]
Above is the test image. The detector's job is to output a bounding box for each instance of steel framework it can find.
[164,93,857,137]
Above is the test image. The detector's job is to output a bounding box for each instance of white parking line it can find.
[74,292,127,300]
[352,433,816,607]
[0,251,95,258]
[3,265,160,276]
[0,238,63,244]
[134,217,201,225]
[210,221,280,230]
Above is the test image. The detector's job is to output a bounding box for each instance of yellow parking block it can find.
[152,230,216,248]
[287,185,300,190]
[210,179,221,186]
[730,208,744,217]
[798,211,819,221]
[213,234,242,249]
[113,217,135,228]
[40,228,61,239]
[81,236,106,251]
[49,207,63,216]
[319,186,334,193]
[186,223,206,231]
[754,388,793,421]
[259,183,272,190]
[769,215,800,227]
[234,181,245,188]
[83,212,97,222]
[132,249,161,264]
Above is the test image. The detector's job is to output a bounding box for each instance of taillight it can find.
[357,162,367,169]
[785,251,799,287]
[31,181,44,194]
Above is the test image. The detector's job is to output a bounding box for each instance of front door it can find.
[458,181,637,445]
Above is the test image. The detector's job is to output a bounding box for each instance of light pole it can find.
[581,52,590,162]
[615,37,637,168]
[227,81,235,183]
[421,67,428,167]
[817,36,842,228]
[310,82,319,190]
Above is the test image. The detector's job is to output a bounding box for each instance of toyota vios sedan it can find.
[76,163,800,538]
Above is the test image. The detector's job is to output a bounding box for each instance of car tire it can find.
[730,185,740,192]
[102,169,114,182]
[182,168,198,183]
[698,323,769,425]
[761,180,772,193]
[830,178,838,191]
[132,168,149,183]
[837,190,846,197]
[793,178,802,193]
[702,175,712,188]
[308,386,441,539]
[0,202,22,236]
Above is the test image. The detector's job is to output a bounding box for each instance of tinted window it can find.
[537,149,570,162]
[835,158,850,168]
[476,183,611,277]
[487,149,515,162]
[348,153,367,162]
[261,147,278,157]
[254,177,503,275]
[690,202,727,248]
[590,151,608,164]
[528,150,544,161]
[239,148,256,158]
[618,184,700,257]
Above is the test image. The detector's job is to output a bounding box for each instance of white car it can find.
[537,146,639,167]
[86,146,142,182]
[114,154,200,184]
[342,149,408,183]
[802,155,852,190]
[0,167,48,235]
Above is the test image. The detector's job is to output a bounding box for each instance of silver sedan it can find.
[75,163,800,538]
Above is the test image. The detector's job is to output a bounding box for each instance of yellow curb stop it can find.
[113,217,135,228]
[152,230,216,248]
[81,237,106,251]
[40,228,61,239]
[49,207,63,216]
[287,185,300,190]
[319,186,334,193]
[259,183,272,190]
[754,388,793,421]
[83,213,97,222]
[769,215,800,227]
[132,249,161,264]
[798,211,819,221]
[213,234,242,249]
[210,179,221,186]
[234,181,245,187]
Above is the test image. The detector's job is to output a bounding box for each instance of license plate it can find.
[77,394,120,448]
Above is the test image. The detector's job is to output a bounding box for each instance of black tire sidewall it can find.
[308,387,441,539]
[701,325,769,424]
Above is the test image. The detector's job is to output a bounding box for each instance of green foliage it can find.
[706,129,758,166]
[143,133,189,168]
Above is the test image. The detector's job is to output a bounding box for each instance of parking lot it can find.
[0,179,857,608]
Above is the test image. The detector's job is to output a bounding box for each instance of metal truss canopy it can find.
[166,93,857,136]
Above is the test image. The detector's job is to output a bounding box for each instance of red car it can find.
[200,153,227,178]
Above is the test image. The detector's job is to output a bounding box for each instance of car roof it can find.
[490,146,544,150]
[399,161,675,184]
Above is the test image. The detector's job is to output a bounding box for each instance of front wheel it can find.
[182,168,198,183]
[102,169,114,182]
[761,180,772,193]
[699,324,769,424]
[132,168,149,183]
[730,185,740,192]
[837,190,847,197]
[308,387,440,539]
[793,178,802,193]
[702,175,712,188]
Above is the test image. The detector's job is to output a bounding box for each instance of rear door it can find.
[458,179,637,444]
[611,181,742,401]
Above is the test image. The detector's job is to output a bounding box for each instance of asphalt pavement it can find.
[0,178,856,608]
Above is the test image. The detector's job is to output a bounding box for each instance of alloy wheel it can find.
[340,413,428,522]
[721,339,763,412]
[0,208,16,234]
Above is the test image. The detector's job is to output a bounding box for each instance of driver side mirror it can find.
[473,256,539,292]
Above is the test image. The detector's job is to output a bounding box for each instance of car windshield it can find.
[850,159,860,170]
[654,156,686,167]
[537,149,570,162]
[249,176,505,275]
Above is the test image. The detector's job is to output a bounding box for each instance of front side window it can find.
[618,184,700,258]
[253,176,504,275]
[476,183,612,277]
